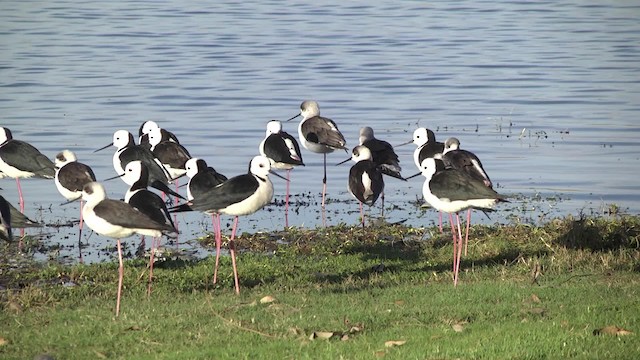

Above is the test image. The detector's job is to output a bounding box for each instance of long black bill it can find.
[103,173,125,182]
[395,139,414,147]
[94,142,113,153]
[335,157,351,166]
[286,113,300,122]
[269,170,289,181]
[404,171,422,180]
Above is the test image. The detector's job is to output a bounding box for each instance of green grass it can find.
[1,214,640,359]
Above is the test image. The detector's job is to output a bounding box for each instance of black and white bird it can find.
[407,158,507,286]
[54,149,97,261]
[184,158,228,201]
[0,194,42,242]
[287,100,347,209]
[440,137,493,257]
[171,155,285,294]
[401,127,445,230]
[0,127,55,212]
[337,126,404,216]
[441,137,492,188]
[0,194,13,242]
[403,127,445,170]
[259,120,304,227]
[120,160,178,295]
[80,181,177,316]
[138,120,179,150]
[148,125,191,181]
[347,145,384,227]
[95,129,184,200]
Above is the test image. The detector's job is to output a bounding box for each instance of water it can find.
[1,0,639,263]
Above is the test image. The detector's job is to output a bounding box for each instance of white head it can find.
[54,149,77,167]
[140,120,160,135]
[265,120,282,136]
[81,181,108,204]
[358,127,375,145]
[147,126,163,147]
[121,161,144,185]
[300,100,320,119]
[0,127,11,144]
[351,145,373,163]
[112,130,132,149]
[412,127,435,147]
[249,155,272,178]
[418,157,443,178]
[443,137,460,154]
[185,158,200,179]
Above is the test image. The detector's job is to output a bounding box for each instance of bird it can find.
[402,127,445,170]
[0,193,42,242]
[120,161,178,296]
[138,120,179,150]
[401,127,445,230]
[95,129,184,200]
[171,155,285,294]
[182,157,228,262]
[287,100,347,210]
[80,181,177,316]
[440,137,493,256]
[147,125,192,181]
[0,127,56,213]
[184,158,228,201]
[346,145,384,227]
[406,158,507,286]
[54,150,97,261]
[0,194,13,242]
[337,126,404,215]
[258,120,304,227]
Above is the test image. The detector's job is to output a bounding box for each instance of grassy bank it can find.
[1,214,639,359]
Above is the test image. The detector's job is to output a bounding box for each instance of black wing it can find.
[301,116,347,150]
[94,199,176,233]
[189,174,259,212]
[430,169,500,203]
[2,140,55,178]
[59,162,97,192]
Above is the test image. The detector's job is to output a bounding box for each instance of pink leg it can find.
[16,178,25,238]
[285,169,290,228]
[212,214,221,284]
[454,213,463,286]
[116,239,124,317]
[229,216,240,294]
[147,237,158,297]
[321,153,327,208]
[174,180,180,246]
[360,201,365,228]
[449,213,457,274]
[16,178,24,213]
[439,211,443,233]
[464,209,471,256]
[78,200,85,263]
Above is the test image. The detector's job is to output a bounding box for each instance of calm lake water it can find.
[1,1,639,263]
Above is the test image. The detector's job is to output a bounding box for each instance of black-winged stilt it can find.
[147,126,191,181]
[184,158,228,201]
[80,181,177,316]
[54,149,97,262]
[287,100,347,210]
[120,160,178,295]
[138,120,179,150]
[337,126,404,215]
[171,155,285,294]
[0,127,55,212]
[406,158,507,286]
[440,137,494,256]
[0,195,12,242]
[346,145,384,227]
[95,130,184,200]
[259,120,304,227]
